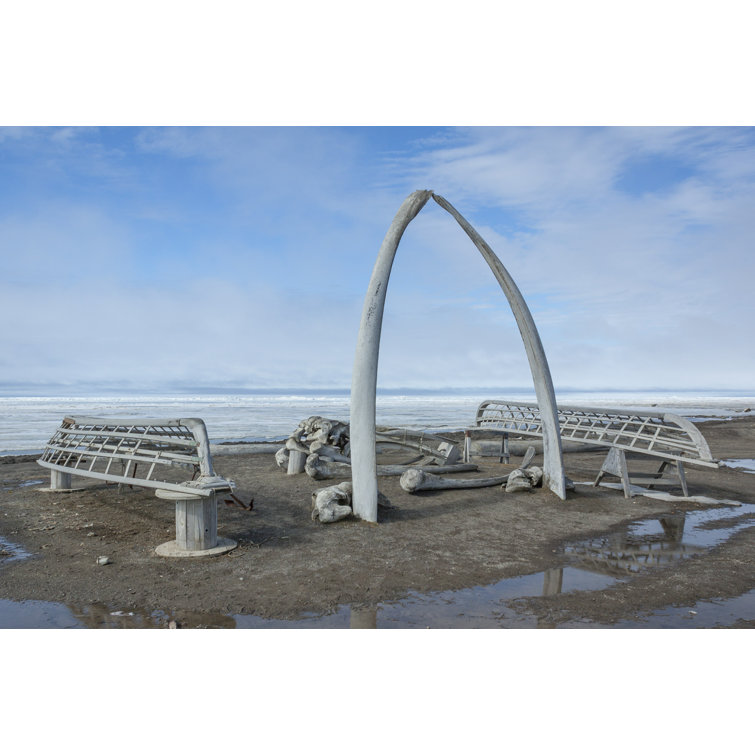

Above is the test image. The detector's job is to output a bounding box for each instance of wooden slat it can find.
[474,399,719,468]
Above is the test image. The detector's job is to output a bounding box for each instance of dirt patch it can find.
[1,417,753,627]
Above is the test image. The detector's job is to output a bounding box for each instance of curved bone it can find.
[520,445,536,469]
[374,430,458,460]
[350,191,565,522]
[305,453,477,481]
[401,446,537,493]
[432,194,564,499]
[349,190,434,520]
[400,468,511,493]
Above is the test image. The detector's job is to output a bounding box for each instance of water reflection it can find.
[563,504,755,576]
[542,568,563,596]
[2,505,752,629]
[67,602,237,629]
[564,516,705,575]
[350,606,377,629]
[0,478,44,491]
[0,535,32,565]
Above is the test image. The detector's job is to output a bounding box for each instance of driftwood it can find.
[400,446,537,493]
[305,453,477,481]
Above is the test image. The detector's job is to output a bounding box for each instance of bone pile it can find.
[275,416,352,477]
[276,416,472,481]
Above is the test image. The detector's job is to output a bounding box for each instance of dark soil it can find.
[1,417,753,628]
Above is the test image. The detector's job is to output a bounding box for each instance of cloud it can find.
[1,126,753,392]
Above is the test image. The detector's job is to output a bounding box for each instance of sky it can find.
[0,125,753,394]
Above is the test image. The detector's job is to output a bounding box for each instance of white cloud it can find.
[1,126,753,392]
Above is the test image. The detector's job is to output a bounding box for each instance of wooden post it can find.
[155,489,237,557]
[594,447,632,498]
[287,449,307,475]
[175,496,218,551]
[542,568,564,596]
[51,469,72,490]
[350,606,377,629]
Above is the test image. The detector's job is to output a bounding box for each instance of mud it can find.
[1,417,753,628]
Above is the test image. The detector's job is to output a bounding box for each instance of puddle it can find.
[722,458,755,474]
[0,599,84,629]
[233,567,622,628]
[613,589,755,628]
[1,504,753,629]
[0,479,44,491]
[564,503,755,576]
[0,600,237,629]
[0,567,617,629]
[0,535,32,565]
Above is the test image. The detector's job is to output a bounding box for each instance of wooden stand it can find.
[155,489,237,557]
[39,468,87,493]
[594,448,689,498]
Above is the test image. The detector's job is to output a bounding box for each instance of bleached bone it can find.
[520,445,536,469]
[350,190,566,522]
[285,437,310,454]
[401,445,538,493]
[505,468,533,493]
[305,453,477,481]
[437,442,461,466]
[293,416,350,450]
[311,481,354,524]
[309,441,352,463]
[285,437,311,475]
[527,465,543,487]
[401,468,511,493]
[374,430,459,461]
[505,465,544,493]
[287,451,306,475]
[383,462,476,476]
[275,447,290,469]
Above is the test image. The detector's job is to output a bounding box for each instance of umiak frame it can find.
[37,416,236,556]
[350,190,567,522]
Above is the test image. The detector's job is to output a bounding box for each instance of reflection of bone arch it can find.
[350,190,566,522]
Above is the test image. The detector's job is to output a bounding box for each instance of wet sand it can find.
[1,416,753,628]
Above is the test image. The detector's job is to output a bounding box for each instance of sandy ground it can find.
[1,416,753,628]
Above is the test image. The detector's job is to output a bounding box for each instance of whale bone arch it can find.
[350,190,566,521]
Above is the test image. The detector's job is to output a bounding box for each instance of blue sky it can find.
[0,126,753,394]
